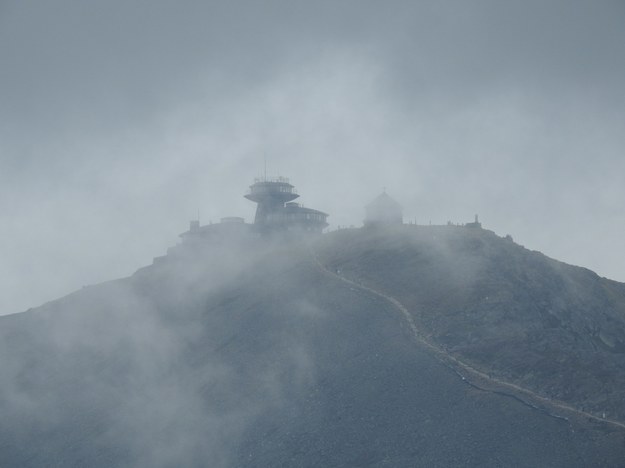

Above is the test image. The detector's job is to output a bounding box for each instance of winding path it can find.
[309,246,625,432]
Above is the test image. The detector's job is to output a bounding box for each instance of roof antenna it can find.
[264,153,267,181]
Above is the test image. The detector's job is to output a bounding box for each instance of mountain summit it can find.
[1,224,625,466]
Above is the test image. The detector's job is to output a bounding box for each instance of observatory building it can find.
[364,191,403,226]
[245,176,328,233]
[175,175,328,249]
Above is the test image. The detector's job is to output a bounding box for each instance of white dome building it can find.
[364,192,403,226]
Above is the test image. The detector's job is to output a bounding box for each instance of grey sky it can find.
[1,0,624,315]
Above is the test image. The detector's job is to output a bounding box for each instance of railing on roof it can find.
[253,176,291,184]
[248,185,297,195]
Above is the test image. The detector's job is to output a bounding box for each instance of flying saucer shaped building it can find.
[245,176,328,233]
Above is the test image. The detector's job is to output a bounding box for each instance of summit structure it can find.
[244,177,299,226]
[173,176,328,250]
[245,176,328,233]
[364,191,403,226]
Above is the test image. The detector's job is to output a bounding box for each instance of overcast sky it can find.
[1,0,624,315]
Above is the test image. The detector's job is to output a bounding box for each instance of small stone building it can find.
[364,192,403,226]
[466,215,482,229]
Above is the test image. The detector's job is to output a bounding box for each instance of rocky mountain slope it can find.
[1,226,624,466]
[317,226,625,425]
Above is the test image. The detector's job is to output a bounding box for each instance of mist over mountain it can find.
[3,2,625,465]
[1,222,625,467]
[2,0,625,318]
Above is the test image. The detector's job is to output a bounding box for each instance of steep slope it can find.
[317,225,625,426]
[0,230,624,466]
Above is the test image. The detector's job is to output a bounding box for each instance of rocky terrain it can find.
[1,226,624,466]
[317,226,625,425]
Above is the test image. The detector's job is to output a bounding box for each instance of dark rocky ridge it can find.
[0,228,624,466]
[317,225,625,425]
